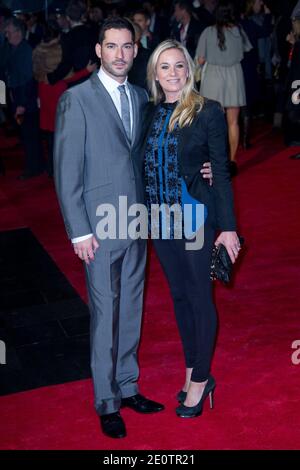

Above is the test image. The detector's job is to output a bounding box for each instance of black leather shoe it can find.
[121,394,165,413]
[100,412,126,438]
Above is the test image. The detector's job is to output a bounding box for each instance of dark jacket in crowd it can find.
[150,13,170,41]
[240,14,273,106]
[171,17,205,58]
[47,24,97,86]
[5,39,38,113]
[194,5,215,28]
[128,45,151,90]
[284,40,300,145]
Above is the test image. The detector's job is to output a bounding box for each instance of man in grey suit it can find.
[54,18,164,439]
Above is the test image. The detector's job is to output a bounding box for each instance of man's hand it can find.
[200,162,213,186]
[73,236,99,265]
[215,231,240,264]
[14,106,25,119]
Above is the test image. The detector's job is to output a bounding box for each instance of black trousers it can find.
[153,224,217,382]
[20,111,44,175]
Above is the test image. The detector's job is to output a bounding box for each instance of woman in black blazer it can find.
[136,39,241,418]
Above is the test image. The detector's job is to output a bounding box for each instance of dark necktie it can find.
[118,84,131,143]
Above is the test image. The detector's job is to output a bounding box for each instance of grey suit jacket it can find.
[54,72,148,251]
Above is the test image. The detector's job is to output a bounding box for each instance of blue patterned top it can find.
[144,102,207,239]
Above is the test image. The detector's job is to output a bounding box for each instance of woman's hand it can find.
[215,231,241,264]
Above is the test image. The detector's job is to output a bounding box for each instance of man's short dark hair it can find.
[5,16,26,37]
[174,0,193,15]
[66,0,87,22]
[98,17,135,44]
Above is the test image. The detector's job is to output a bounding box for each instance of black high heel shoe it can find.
[176,390,187,403]
[175,375,216,418]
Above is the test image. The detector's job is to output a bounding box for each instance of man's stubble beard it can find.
[104,60,133,80]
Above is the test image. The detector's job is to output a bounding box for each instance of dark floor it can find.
[0,228,91,395]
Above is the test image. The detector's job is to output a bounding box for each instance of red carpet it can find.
[0,125,300,449]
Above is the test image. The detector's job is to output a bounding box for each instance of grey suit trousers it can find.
[85,239,147,415]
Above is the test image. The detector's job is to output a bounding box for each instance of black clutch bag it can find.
[210,236,244,284]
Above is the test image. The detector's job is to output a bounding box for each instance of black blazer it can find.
[171,17,205,59]
[133,99,236,232]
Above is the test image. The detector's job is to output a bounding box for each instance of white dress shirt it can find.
[72,67,133,244]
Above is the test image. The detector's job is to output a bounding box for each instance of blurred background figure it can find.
[128,20,151,89]
[142,0,170,42]
[132,8,159,51]
[193,0,217,27]
[54,7,70,34]
[195,1,252,176]
[32,19,95,177]
[87,1,104,37]
[47,0,98,89]
[283,6,300,156]
[4,16,44,180]
[171,0,205,58]
[240,0,273,149]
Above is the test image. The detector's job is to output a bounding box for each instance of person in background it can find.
[33,20,96,177]
[5,17,44,180]
[88,1,105,38]
[194,0,217,27]
[283,9,300,156]
[142,0,170,41]
[47,0,97,89]
[195,1,252,176]
[240,0,273,148]
[171,0,205,59]
[132,9,159,51]
[128,21,152,89]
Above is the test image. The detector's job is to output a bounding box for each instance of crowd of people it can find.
[0,0,300,178]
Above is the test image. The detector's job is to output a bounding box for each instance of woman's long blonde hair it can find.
[147,39,204,131]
